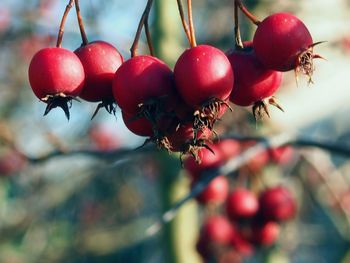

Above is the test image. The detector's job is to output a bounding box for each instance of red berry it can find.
[253,13,314,72]
[89,123,120,151]
[112,55,174,115]
[242,141,269,173]
[216,139,241,161]
[269,146,294,165]
[259,186,296,221]
[230,232,254,256]
[184,143,223,179]
[28,47,85,119]
[166,124,212,152]
[226,188,259,220]
[122,111,154,137]
[194,175,229,205]
[75,41,123,102]
[0,149,27,176]
[227,42,282,107]
[174,45,233,107]
[201,215,235,245]
[251,221,280,246]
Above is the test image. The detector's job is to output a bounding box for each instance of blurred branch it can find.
[24,133,350,164]
[146,132,350,236]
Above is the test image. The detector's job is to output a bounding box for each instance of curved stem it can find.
[74,0,89,46]
[56,0,75,48]
[234,0,243,49]
[187,0,196,47]
[130,0,154,57]
[176,0,191,45]
[235,0,260,26]
[144,13,155,56]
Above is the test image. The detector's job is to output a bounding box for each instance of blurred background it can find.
[0,0,350,262]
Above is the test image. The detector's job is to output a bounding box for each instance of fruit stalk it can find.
[74,0,89,46]
[235,0,260,26]
[187,0,197,47]
[234,0,244,49]
[130,0,154,57]
[56,0,75,47]
[176,0,191,45]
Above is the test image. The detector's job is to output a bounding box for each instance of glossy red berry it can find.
[253,13,317,75]
[216,139,241,161]
[194,175,229,205]
[28,47,85,119]
[122,111,154,137]
[75,41,123,102]
[259,186,296,221]
[269,146,294,165]
[113,55,174,115]
[226,188,259,220]
[227,43,282,108]
[184,143,223,179]
[201,215,235,245]
[251,221,280,246]
[174,45,234,107]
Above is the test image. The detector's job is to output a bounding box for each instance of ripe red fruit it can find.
[259,186,296,221]
[253,13,319,77]
[166,124,212,153]
[216,139,241,161]
[184,143,223,179]
[194,175,229,205]
[174,45,233,107]
[122,111,153,137]
[269,146,294,165]
[28,47,85,119]
[226,42,283,119]
[201,215,235,245]
[242,141,269,173]
[112,55,174,115]
[0,149,27,176]
[89,123,120,151]
[251,221,280,246]
[230,231,254,256]
[226,188,259,220]
[75,41,123,102]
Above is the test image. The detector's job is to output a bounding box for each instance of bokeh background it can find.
[0,0,350,262]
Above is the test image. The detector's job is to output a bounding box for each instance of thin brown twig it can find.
[235,0,260,26]
[187,0,197,47]
[74,0,89,46]
[234,0,244,49]
[176,0,191,45]
[144,13,155,56]
[130,0,154,57]
[56,0,75,48]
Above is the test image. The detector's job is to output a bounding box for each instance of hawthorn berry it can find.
[226,42,283,120]
[174,45,233,133]
[226,188,259,220]
[253,12,322,80]
[259,186,296,221]
[28,47,85,119]
[75,40,123,117]
[194,175,229,205]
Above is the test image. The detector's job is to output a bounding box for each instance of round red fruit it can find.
[251,221,280,246]
[253,13,313,72]
[75,41,123,102]
[194,175,229,205]
[259,186,296,221]
[227,43,282,107]
[201,215,235,245]
[122,111,154,137]
[184,143,223,179]
[28,47,85,99]
[174,45,233,107]
[113,55,174,115]
[216,139,241,161]
[226,188,259,220]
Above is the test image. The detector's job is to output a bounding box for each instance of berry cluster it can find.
[27,0,322,161]
[182,139,296,260]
